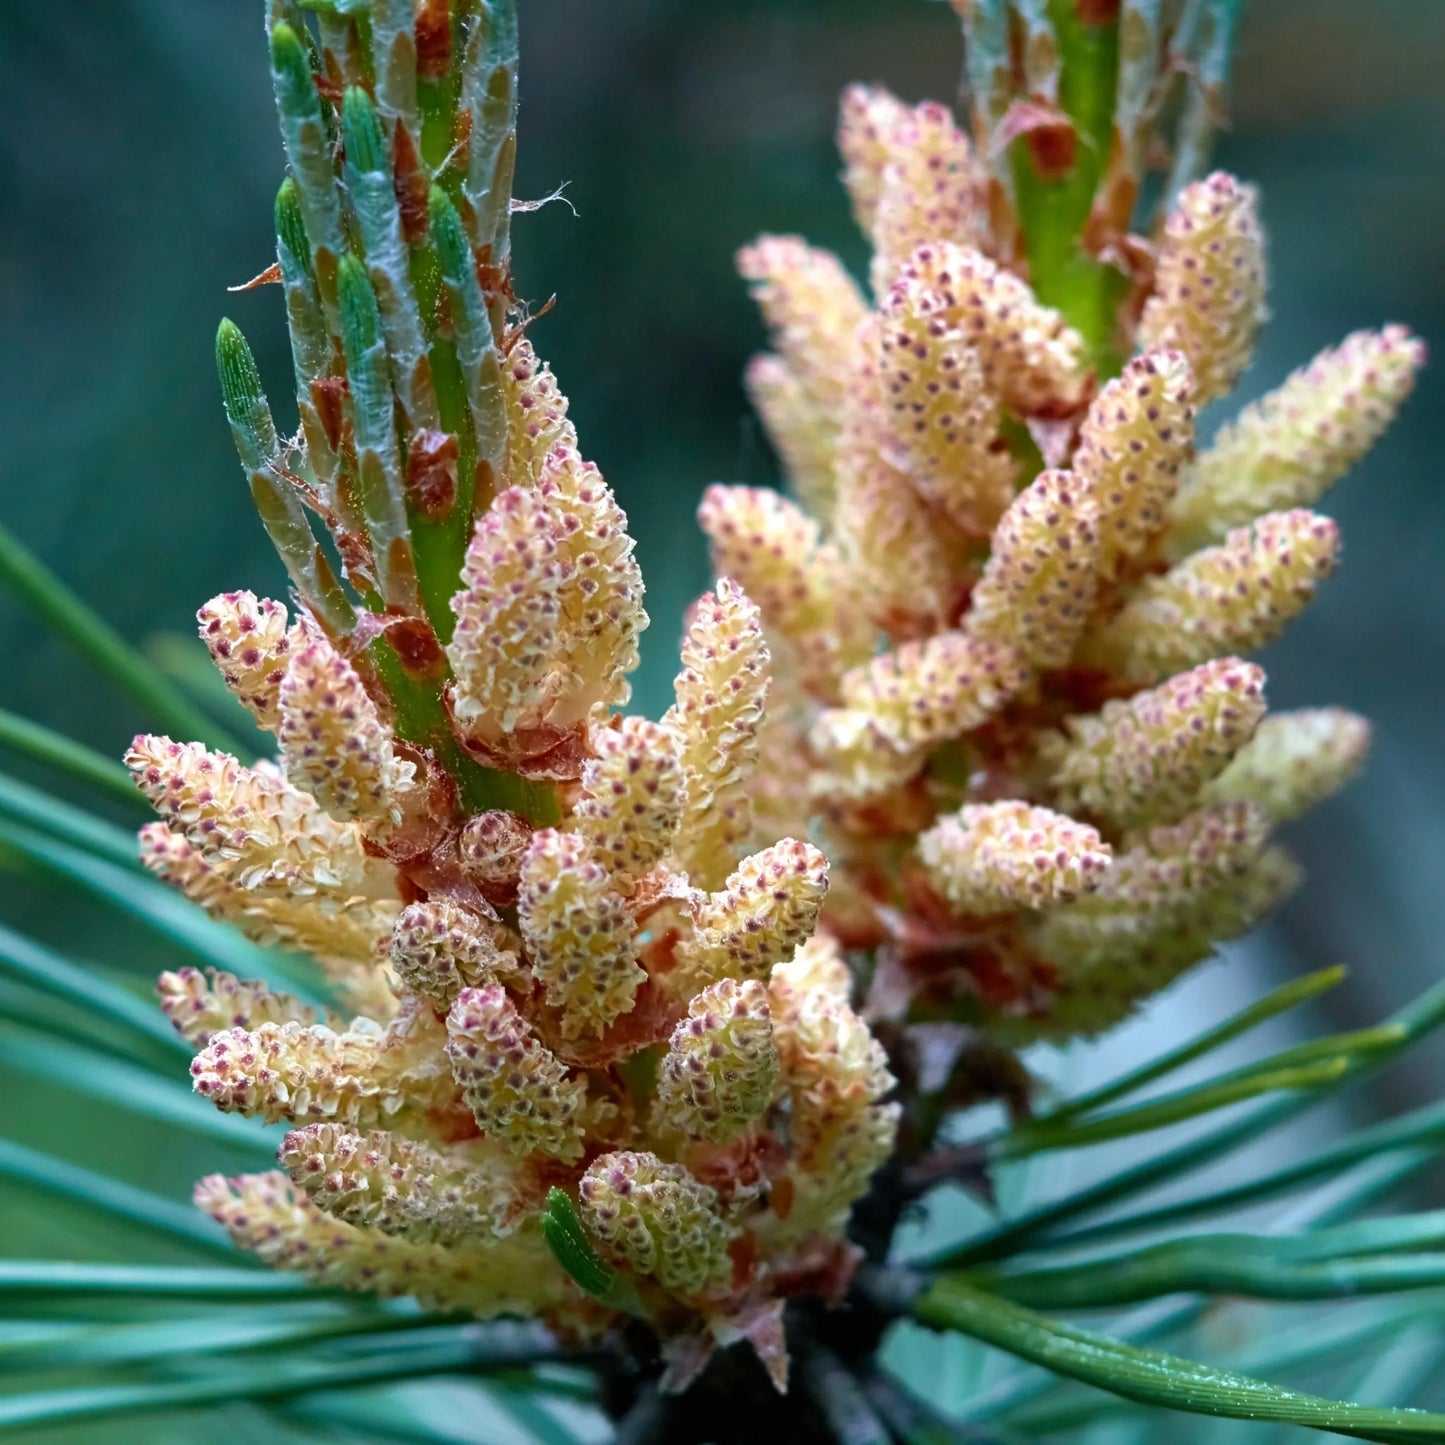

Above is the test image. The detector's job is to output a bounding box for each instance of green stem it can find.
[1011,2,1129,373]
[371,642,560,823]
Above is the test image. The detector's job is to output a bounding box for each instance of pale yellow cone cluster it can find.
[277,1123,535,1242]
[445,443,647,745]
[277,632,417,824]
[140,332,896,1359]
[156,965,329,1045]
[579,1151,737,1297]
[195,1170,569,1320]
[196,590,298,730]
[706,83,1422,1043]
[663,579,771,890]
[654,979,779,1143]
[763,939,899,1245]
[696,484,872,701]
[1138,173,1267,406]
[839,84,993,309]
[1171,325,1425,552]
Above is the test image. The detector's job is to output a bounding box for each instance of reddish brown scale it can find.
[776,1237,866,1308]
[311,377,348,452]
[405,430,460,519]
[447,710,591,782]
[1026,118,1078,179]
[424,1105,485,1145]
[726,1230,763,1290]
[384,615,447,677]
[539,977,679,1072]
[687,1131,777,1210]
[391,122,430,244]
[414,0,451,80]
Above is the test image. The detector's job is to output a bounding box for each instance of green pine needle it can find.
[0,524,246,756]
[913,1280,1445,1442]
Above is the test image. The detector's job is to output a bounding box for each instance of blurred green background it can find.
[0,0,1441,1433]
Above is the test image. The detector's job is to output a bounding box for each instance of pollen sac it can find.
[769,935,854,1008]
[190,1002,455,1129]
[139,821,395,1011]
[1203,707,1371,824]
[1022,806,1291,1040]
[445,984,588,1161]
[127,736,386,898]
[447,445,646,738]
[278,633,415,823]
[837,83,912,237]
[767,978,892,1115]
[1139,172,1267,406]
[1074,349,1197,580]
[457,810,533,892]
[966,469,1102,669]
[893,242,1086,416]
[578,1150,736,1297]
[389,899,521,1008]
[1081,510,1340,682]
[833,312,970,633]
[769,955,894,1181]
[697,484,872,701]
[808,708,923,801]
[1171,325,1426,552]
[878,270,1017,535]
[919,802,1112,915]
[655,979,779,1142]
[278,1123,534,1243]
[846,632,1031,750]
[833,445,962,637]
[128,738,399,1007]
[445,484,561,735]
[573,716,685,889]
[866,99,990,296]
[1043,658,1267,830]
[195,1170,569,1319]
[780,1102,901,1243]
[736,235,869,422]
[157,966,326,1047]
[502,338,577,489]
[196,591,297,732]
[517,829,645,1039]
[664,579,771,891]
[674,839,830,991]
[745,353,839,527]
[1029,802,1271,970]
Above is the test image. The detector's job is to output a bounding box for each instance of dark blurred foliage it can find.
[0,0,1441,1076]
